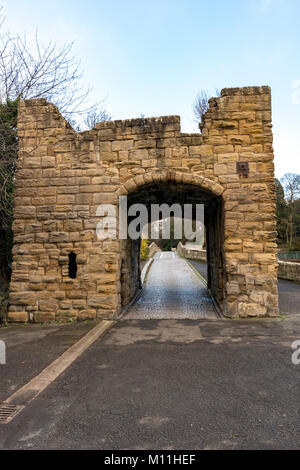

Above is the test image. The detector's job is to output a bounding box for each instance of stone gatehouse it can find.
[8,86,279,322]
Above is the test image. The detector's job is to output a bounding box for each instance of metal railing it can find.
[278,251,300,261]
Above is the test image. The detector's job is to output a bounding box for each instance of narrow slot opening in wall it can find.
[68,252,77,279]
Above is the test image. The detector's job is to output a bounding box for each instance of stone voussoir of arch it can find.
[118,171,225,198]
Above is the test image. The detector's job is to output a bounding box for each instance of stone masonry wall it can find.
[278,261,300,283]
[148,243,162,258]
[9,86,279,321]
[177,242,207,262]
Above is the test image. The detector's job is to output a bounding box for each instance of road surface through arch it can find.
[123,252,217,320]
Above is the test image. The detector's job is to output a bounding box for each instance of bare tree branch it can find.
[280,173,300,248]
[83,106,111,130]
[193,89,221,123]
[193,90,210,123]
[0,14,111,281]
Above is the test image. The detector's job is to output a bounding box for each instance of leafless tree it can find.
[0,14,110,284]
[0,31,106,122]
[281,173,300,247]
[193,90,209,122]
[84,106,111,130]
[193,89,221,123]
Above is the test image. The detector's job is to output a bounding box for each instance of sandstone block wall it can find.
[9,86,279,321]
[278,261,300,283]
[177,242,207,262]
[148,243,162,258]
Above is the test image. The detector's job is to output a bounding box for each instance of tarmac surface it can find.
[124,253,217,320]
[0,255,299,450]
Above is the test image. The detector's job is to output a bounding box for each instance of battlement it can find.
[221,86,271,96]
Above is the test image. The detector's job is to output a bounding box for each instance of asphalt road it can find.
[0,316,299,450]
[0,256,299,450]
[125,252,216,320]
[0,321,97,403]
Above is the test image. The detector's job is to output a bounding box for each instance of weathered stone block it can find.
[87,294,117,309]
[112,140,133,151]
[79,309,96,320]
[39,300,58,312]
[129,149,149,160]
[8,311,28,322]
[10,292,36,305]
[57,194,75,204]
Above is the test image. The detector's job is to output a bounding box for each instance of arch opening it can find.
[119,179,224,315]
